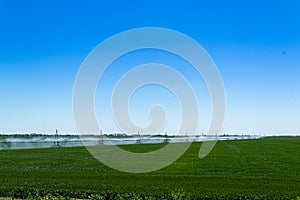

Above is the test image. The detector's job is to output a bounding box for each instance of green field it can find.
[0,137,299,199]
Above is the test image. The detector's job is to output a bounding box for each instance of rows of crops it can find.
[0,137,299,199]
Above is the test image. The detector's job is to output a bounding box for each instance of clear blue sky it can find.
[0,0,299,135]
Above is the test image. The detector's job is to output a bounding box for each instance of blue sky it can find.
[0,0,299,134]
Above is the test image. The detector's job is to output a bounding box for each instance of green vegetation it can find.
[0,137,299,199]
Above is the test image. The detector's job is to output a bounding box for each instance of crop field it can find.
[0,137,299,199]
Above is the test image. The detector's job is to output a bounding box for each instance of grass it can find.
[0,137,299,199]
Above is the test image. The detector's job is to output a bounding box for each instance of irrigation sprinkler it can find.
[99,130,104,145]
[164,131,169,143]
[53,129,60,148]
[137,131,141,144]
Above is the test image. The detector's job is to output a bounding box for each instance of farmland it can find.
[0,137,299,199]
